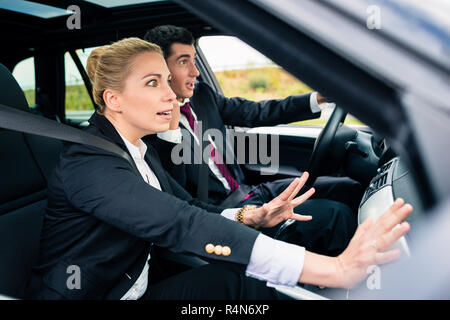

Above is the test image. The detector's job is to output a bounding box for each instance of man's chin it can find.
[184,89,194,99]
[175,90,194,101]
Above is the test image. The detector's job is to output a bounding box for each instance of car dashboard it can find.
[295,155,427,300]
[358,156,425,255]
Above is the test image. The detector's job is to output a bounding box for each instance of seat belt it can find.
[0,103,140,175]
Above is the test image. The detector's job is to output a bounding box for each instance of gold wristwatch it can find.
[235,205,259,228]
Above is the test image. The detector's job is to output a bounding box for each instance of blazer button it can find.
[222,246,231,256]
[205,243,215,254]
[214,245,223,255]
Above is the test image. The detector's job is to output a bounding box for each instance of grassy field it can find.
[23,66,364,126]
[23,83,94,112]
[215,65,313,101]
[216,66,364,126]
[23,89,35,107]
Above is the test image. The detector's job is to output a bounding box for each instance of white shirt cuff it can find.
[221,208,240,220]
[245,233,305,287]
[310,92,337,114]
[156,128,182,144]
[309,92,322,114]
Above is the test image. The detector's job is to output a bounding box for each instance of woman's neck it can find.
[104,112,142,146]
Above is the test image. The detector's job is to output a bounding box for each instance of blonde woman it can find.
[26,38,412,300]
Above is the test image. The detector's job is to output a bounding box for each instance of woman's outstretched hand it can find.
[243,172,315,228]
[334,198,412,288]
[298,198,412,289]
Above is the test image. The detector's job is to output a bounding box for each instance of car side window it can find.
[64,48,96,125]
[12,57,35,107]
[198,35,365,128]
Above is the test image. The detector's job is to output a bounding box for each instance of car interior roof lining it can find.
[0,0,71,19]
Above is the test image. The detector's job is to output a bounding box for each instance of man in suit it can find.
[144,25,361,255]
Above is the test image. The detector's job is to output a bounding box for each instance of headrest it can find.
[0,63,30,112]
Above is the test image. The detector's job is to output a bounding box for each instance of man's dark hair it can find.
[144,25,195,59]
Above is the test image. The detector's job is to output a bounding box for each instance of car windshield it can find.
[330,0,450,67]
[254,0,450,70]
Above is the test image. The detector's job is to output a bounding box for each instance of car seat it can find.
[0,63,61,298]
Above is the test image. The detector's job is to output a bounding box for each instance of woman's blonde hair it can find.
[86,37,163,113]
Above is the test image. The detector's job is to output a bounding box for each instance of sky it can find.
[12,36,272,90]
[198,36,272,71]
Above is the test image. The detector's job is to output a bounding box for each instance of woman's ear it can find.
[103,89,122,113]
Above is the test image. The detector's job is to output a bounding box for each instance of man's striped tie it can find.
[180,102,239,192]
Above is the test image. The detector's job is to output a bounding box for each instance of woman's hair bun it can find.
[86,46,109,83]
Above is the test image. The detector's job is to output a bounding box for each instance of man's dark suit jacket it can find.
[26,112,259,300]
[152,82,320,204]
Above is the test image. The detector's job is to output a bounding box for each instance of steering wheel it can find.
[306,106,347,186]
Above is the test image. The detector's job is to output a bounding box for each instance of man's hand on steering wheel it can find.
[316,92,328,105]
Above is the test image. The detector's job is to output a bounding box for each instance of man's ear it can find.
[103,89,122,113]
